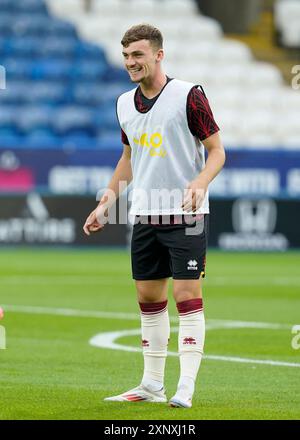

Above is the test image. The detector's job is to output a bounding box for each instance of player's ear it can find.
[156,48,164,62]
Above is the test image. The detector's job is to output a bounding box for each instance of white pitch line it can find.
[203,355,300,368]
[0,276,131,285]
[2,303,298,368]
[207,319,290,330]
[1,304,140,321]
[89,328,300,369]
[1,304,293,329]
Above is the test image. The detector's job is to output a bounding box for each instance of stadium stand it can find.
[274,0,300,48]
[0,0,131,149]
[0,0,299,150]
[45,0,300,150]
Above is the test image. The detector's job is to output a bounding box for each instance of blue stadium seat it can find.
[4,37,77,58]
[100,82,132,101]
[0,38,5,54]
[25,129,59,148]
[0,81,68,105]
[0,128,19,137]
[0,81,30,104]
[102,66,130,83]
[96,105,119,131]
[0,128,22,147]
[76,42,106,61]
[61,132,96,149]
[53,107,95,136]
[2,58,33,80]
[0,1,131,150]
[11,15,77,38]
[0,106,19,129]
[13,0,48,14]
[4,37,40,57]
[28,82,68,105]
[47,19,77,38]
[72,60,108,81]
[3,58,34,79]
[0,0,11,12]
[12,15,48,36]
[97,132,122,149]
[0,14,12,35]
[17,106,54,134]
[72,83,107,106]
[31,59,73,80]
[39,37,77,58]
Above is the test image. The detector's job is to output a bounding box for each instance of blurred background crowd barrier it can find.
[0,0,299,249]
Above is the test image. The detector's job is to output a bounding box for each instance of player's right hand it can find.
[83,209,104,236]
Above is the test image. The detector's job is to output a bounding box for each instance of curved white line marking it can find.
[2,303,298,367]
[89,326,300,369]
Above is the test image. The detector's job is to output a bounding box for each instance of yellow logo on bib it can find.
[133,132,167,158]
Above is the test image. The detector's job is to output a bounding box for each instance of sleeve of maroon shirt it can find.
[121,129,130,146]
[187,86,220,141]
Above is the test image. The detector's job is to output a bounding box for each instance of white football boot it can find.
[169,395,192,408]
[169,381,193,408]
[104,384,167,403]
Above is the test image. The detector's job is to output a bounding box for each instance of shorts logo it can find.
[187,259,198,270]
[142,339,149,347]
[183,337,197,345]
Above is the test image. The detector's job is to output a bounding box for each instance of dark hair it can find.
[121,24,163,50]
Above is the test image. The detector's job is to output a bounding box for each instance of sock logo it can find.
[187,260,198,270]
[142,339,149,347]
[183,337,196,345]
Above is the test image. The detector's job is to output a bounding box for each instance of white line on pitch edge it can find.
[1,304,292,329]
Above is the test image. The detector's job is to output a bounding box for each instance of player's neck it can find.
[139,72,167,99]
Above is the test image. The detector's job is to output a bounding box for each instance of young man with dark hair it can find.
[83,24,225,408]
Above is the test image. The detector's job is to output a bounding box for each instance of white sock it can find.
[139,300,170,392]
[176,298,205,398]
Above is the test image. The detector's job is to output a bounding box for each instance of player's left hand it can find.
[182,176,208,212]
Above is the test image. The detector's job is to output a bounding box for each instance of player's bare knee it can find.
[138,293,162,303]
[173,291,196,303]
[136,280,168,303]
[173,279,202,303]
[173,287,202,303]
[136,287,164,303]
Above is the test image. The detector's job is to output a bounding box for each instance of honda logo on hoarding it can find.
[218,198,289,251]
[232,199,277,234]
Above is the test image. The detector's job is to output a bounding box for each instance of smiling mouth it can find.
[129,68,142,73]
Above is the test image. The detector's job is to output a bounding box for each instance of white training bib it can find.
[117,79,209,215]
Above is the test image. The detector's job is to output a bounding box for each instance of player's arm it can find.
[83,144,132,235]
[196,130,225,188]
[183,86,225,212]
[183,132,225,212]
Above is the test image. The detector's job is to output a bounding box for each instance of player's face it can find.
[122,40,162,83]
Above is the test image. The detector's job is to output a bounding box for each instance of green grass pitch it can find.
[0,249,299,420]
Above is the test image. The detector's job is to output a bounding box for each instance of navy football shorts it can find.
[131,214,209,280]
